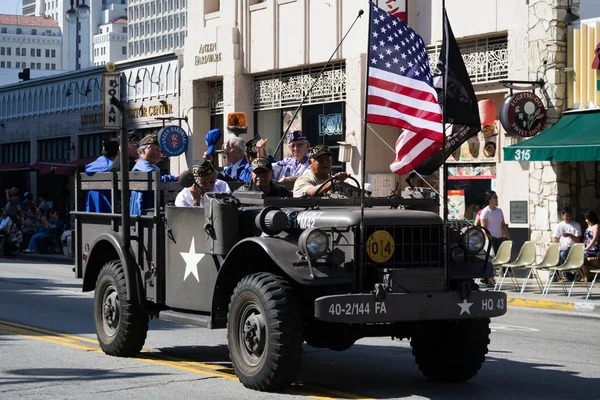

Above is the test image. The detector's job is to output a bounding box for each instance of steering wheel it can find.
[313,175,362,197]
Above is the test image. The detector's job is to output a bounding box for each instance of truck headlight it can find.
[299,228,329,258]
[460,227,485,254]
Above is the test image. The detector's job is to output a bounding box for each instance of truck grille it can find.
[363,225,444,269]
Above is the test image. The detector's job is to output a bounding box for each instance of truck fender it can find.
[82,232,140,302]
[211,238,301,320]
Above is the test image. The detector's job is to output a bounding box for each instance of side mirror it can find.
[178,170,195,188]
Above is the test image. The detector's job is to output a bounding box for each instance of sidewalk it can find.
[484,276,600,314]
[9,252,74,265]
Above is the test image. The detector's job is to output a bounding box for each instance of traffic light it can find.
[18,68,30,81]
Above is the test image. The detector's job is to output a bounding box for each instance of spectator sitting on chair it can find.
[9,222,23,255]
[23,212,62,254]
[551,207,582,281]
[0,209,14,256]
[582,210,600,280]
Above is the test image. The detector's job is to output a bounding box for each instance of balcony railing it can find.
[427,34,508,83]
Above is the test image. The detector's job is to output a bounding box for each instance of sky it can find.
[0,0,22,15]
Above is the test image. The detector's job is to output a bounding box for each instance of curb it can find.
[507,297,599,313]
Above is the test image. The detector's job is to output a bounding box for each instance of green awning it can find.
[503,109,600,162]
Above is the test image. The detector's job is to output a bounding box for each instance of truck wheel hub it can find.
[238,304,266,366]
[102,289,120,335]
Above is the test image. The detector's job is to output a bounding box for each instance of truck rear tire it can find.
[94,260,149,357]
[410,318,490,382]
[227,272,303,391]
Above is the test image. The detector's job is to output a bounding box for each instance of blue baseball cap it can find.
[205,128,222,156]
[287,130,308,143]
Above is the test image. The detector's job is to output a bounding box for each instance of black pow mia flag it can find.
[415,9,480,176]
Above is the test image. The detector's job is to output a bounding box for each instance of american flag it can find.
[366,3,443,175]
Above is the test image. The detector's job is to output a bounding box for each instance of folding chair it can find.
[542,243,584,297]
[520,243,560,294]
[586,269,600,300]
[486,240,511,288]
[495,241,535,292]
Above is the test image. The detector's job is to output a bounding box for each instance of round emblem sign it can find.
[158,125,188,157]
[366,230,395,263]
[500,92,547,137]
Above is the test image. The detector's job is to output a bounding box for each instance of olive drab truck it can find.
[74,107,507,391]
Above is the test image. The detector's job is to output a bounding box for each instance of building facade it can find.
[93,16,128,66]
[0,14,64,86]
[23,0,128,71]
[127,0,187,60]
[174,0,576,257]
[0,53,181,212]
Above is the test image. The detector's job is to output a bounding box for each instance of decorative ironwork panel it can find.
[253,63,346,111]
[427,34,508,83]
[209,81,224,115]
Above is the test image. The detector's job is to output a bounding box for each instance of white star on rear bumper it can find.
[180,237,205,282]
[457,299,473,315]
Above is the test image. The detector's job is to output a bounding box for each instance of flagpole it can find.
[358,4,374,294]
[441,2,449,263]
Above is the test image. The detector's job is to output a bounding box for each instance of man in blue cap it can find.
[256,130,310,184]
[84,137,119,213]
[130,133,179,215]
[237,157,291,198]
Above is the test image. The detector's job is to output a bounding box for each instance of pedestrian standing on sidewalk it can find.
[480,190,511,252]
[552,207,582,280]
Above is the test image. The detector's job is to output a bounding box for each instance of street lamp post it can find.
[65,0,90,70]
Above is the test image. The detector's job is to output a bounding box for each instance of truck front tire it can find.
[410,318,490,382]
[94,260,149,357]
[227,272,303,391]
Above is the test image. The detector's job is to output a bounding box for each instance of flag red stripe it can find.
[367,95,442,123]
[366,114,443,142]
[368,76,438,105]
[391,135,442,175]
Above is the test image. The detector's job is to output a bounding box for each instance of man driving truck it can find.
[293,144,348,197]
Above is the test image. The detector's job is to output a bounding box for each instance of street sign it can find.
[102,72,122,130]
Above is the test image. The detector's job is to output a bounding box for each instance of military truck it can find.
[73,164,507,392]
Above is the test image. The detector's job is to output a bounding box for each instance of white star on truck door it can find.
[457,299,473,315]
[180,237,204,282]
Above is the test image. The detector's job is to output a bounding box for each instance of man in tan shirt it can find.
[293,144,349,197]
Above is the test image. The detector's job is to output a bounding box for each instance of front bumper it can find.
[314,290,507,323]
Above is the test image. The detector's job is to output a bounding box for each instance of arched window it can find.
[50,87,56,111]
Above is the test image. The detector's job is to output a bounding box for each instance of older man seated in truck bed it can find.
[175,160,231,207]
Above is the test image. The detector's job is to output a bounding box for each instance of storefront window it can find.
[38,137,70,162]
[210,113,224,167]
[254,101,345,172]
[447,164,496,221]
[256,109,282,160]
[1,141,30,164]
[80,133,117,159]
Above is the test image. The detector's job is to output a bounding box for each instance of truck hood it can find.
[284,208,443,230]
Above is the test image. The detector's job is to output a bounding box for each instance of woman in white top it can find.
[480,190,511,252]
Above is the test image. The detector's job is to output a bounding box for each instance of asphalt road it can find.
[1,259,599,400]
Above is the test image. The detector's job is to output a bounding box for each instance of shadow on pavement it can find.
[0,368,168,386]
[0,278,200,335]
[294,343,600,399]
